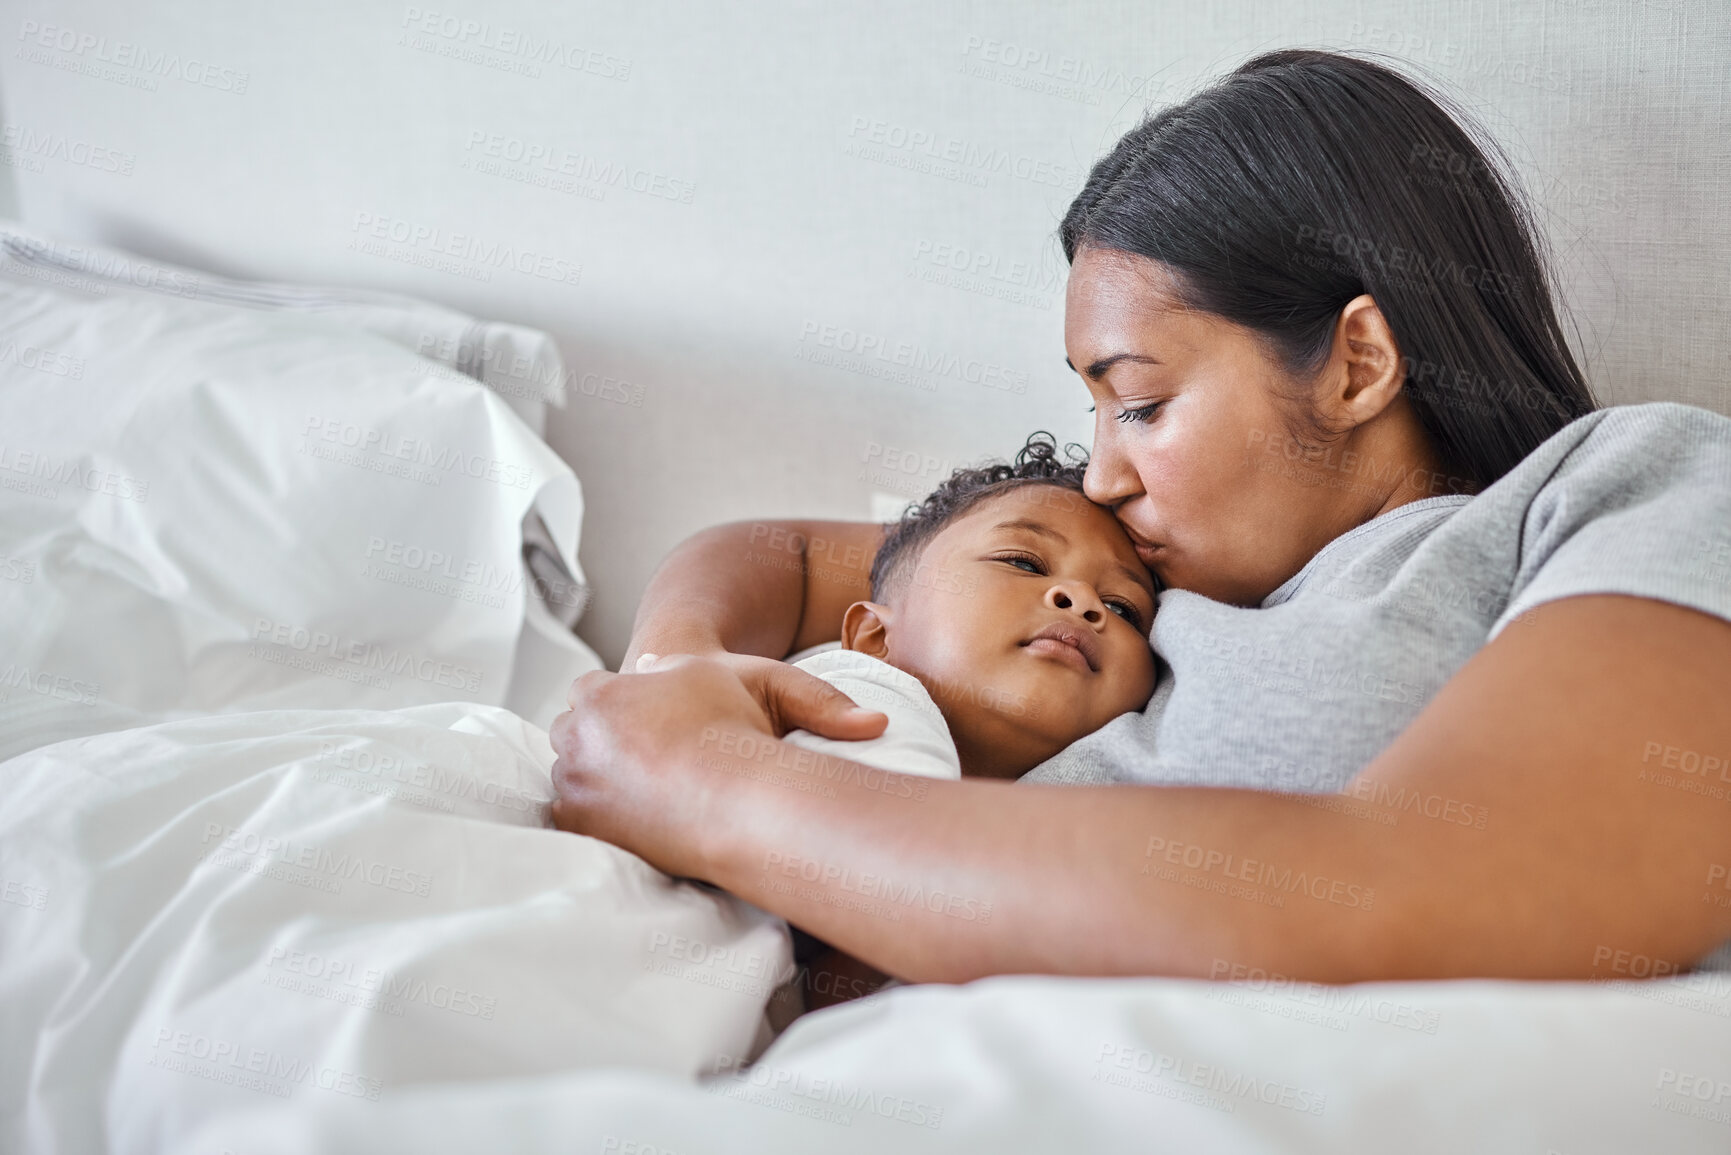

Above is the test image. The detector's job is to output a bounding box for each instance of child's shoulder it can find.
[792,647,928,713]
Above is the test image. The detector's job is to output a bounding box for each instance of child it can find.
[780,431,1158,783]
[763,432,1161,1009]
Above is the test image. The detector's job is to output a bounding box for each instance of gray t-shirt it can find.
[1022,401,1731,970]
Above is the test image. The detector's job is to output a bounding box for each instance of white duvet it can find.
[0,704,789,1153]
[5,704,1731,1153]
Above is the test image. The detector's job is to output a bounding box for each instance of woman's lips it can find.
[1118,523,1163,562]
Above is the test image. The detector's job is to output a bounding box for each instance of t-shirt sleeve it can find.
[783,654,962,781]
[1492,402,1731,640]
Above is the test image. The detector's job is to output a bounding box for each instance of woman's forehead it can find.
[1065,251,1201,359]
[1067,249,1186,313]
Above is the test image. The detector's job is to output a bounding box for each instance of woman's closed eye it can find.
[1086,401,1165,424]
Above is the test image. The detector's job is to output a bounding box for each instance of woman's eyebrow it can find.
[1065,352,1161,379]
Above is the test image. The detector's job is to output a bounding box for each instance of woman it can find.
[550,50,1731,985]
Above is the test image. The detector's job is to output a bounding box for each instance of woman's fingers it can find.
[565,666,616,710]
[752,660,888,740]
[547,655,783,877]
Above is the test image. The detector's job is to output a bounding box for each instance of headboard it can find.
[3,0,1724,665]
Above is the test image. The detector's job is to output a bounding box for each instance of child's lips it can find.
[1022,623,1100,672]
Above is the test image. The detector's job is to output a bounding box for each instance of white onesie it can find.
[781,647,961,781]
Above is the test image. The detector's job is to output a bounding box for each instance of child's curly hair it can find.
[869,432,1092,602]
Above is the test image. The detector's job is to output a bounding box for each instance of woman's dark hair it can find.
[1059,49,1596,488]
[870,432,1090,602]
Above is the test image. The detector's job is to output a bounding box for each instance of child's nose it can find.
[1045,582,1103,624]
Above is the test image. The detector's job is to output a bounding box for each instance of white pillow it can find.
[0,221,566,434]
[0,276,596,760]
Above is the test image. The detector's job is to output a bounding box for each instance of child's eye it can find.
[997,553,1045,574]
[1106,600,1144,629]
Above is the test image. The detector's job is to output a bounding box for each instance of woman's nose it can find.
[1045,581,1104,624]
[1083,424,1142,507]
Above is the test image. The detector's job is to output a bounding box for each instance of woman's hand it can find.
[547,653,886,878]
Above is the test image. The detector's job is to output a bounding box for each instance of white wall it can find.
[2,0,1725,666]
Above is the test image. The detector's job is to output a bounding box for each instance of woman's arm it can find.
[553,594,1731,983]
[622,519,887,670]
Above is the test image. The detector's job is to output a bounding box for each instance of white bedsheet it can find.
[187,967,1731,1153]
[0,704,789,1154]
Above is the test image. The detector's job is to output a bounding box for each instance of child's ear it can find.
[841,601,894,660]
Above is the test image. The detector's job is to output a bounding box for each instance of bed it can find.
[3,227,1729,1155]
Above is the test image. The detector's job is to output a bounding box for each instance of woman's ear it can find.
[841,601,893,660]
[1319,293,1406,429]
